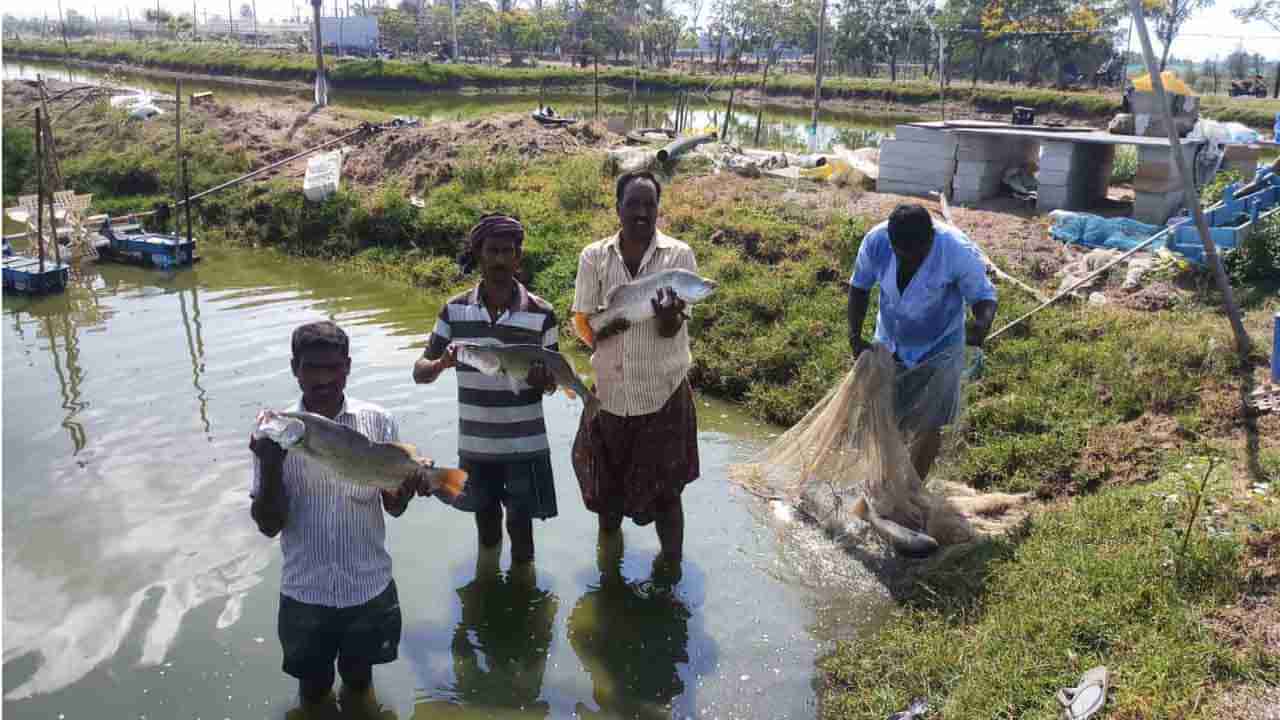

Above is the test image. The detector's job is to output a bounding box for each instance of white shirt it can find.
[572,230,697,417]
[251,396,397,608]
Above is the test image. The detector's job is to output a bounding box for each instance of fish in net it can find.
[729,344,1031,557]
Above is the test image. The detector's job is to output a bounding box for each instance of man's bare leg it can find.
[506,508,534,564]
[654,495,684,573]
[475,501,503,550]
[909,428,943,484]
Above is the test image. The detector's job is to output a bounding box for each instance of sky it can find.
[6,0,1278,61]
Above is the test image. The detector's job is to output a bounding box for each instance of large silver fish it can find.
[455,342,600,415]
[253,410,468,499]
[588,269,718,332]
[797,486,940,558]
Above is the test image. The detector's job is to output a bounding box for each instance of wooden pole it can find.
[57,0,70,53]
[175,78,183,211]
[1128,0,1251,362]
[183,155,193,244]
[810,0,827,151]
[312,0,327,106]
[193,0,199,40]
[594,54,600,119]
[722,47,738,142]
[36,109,46,275]
[126,7,134,38]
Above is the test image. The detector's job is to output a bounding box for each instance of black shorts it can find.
[451,455,558,520]
[278,580,402,679]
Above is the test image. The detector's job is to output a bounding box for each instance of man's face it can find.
[292,347,350,407]
[890,229,933,267]
[478,234,521,285]
[618,179,658,242]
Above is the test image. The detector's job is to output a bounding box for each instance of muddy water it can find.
[4,60,901,153]
[2,246,894,719]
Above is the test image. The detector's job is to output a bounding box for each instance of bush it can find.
[1224,212,1280,288]
[2,126,35,201]
[1110,145,1137,184]
[554,154,607,211]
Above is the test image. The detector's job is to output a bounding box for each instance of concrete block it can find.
[877,179,946,196]
[892,125,955,144]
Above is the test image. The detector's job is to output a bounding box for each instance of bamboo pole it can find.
[36,109,46,275]
[1128,0,1251,363]
[810,0,827,152]
[175,78,183,212]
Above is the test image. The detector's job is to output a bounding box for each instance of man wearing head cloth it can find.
[414,213,560,569]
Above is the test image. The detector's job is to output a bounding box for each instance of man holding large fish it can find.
[571,170,715,576]
[413,214,562,566]
[249,321,459,713]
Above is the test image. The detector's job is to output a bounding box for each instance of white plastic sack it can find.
[303,150,342,203]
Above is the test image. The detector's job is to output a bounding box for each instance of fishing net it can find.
[730,344,1030,549]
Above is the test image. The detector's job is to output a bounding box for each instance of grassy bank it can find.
[11,39,1280,129]
[5,85,1278,718]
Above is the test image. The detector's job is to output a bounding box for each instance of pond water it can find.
[2,245,896,719]
[4,60,905,153]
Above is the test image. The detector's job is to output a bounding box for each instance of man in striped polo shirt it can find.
[413,214,559,565]
[571,171,700,580]
[249,321,421,713]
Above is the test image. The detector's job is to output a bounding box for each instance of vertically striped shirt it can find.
[251,396,396,608]
[425,281,558,462]
[572,230,697,417]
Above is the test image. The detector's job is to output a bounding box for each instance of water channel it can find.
[2,242,895,719]
[4,59,906,153]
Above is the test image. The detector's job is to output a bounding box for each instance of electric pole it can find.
[312,0,328,105]
[810,0,826,150]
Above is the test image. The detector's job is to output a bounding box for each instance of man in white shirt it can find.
[571,171,701,578]
[249,321,420,713]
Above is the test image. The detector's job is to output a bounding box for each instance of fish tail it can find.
[429,468,469,501]
[852,495,870,520]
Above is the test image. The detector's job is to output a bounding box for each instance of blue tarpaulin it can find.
[1049,211,1166,252]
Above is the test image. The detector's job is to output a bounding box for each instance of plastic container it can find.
[303,150,342,202]
[1274,112,1280,144]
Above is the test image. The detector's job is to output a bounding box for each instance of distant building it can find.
[319,15,379,53]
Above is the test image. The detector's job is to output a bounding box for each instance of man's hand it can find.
[652,287,686,324]
[249,435,287,467]
[440,344,460,369]
[414,459,438,497]
[850,335,872,358]
[966,299,997,349]
[526,361,557,394]
[593,317,631,343]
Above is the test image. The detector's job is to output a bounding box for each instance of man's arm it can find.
[249,437,288,537]
[379,415,415,517]
[414,312,457,384]
[847,286,872,356]
[967,299,997,348]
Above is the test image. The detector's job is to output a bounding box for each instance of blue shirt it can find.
[850,221,996,368]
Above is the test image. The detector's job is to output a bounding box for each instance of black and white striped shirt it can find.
[426,281,558,462]
[251,397,396,608]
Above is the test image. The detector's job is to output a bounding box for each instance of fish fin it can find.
[427,468,469,501]
[506,373,522,395]
[562,385,578,399]
[386,441,419,456]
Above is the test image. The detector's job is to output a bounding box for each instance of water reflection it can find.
[567,533,695,720]
[176,287,211,434]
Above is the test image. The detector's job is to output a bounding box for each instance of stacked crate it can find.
[876,125,957,197]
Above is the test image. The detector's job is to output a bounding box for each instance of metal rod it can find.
[36,108,46,274]
[1129,0,1251,363]
[989,231,1163,341]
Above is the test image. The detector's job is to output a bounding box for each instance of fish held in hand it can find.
[252,410,467,499]
[588,269,717,332]
[455,343,600,414]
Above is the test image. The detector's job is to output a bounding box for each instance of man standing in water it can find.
[571,170,700,579]
[847,203,997,487]
[413,214,560,566]
[250,320,420,715]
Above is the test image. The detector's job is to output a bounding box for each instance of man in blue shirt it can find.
[847,203,998,486]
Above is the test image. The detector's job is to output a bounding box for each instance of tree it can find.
[1201,55,1219,94]
[240,3,254,19]
[1150,0,1215,71]
[1226,45,1248,79]
[1232,0,1280,31]
[380,8,418,49]
[982,0,1113,85]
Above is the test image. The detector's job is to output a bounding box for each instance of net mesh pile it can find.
[730,345,1030,549]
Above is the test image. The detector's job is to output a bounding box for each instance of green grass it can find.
[11,92,1279,718]
[1110,145,1137,184]
[12,39,1279,130]
[820,458,1277,720]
